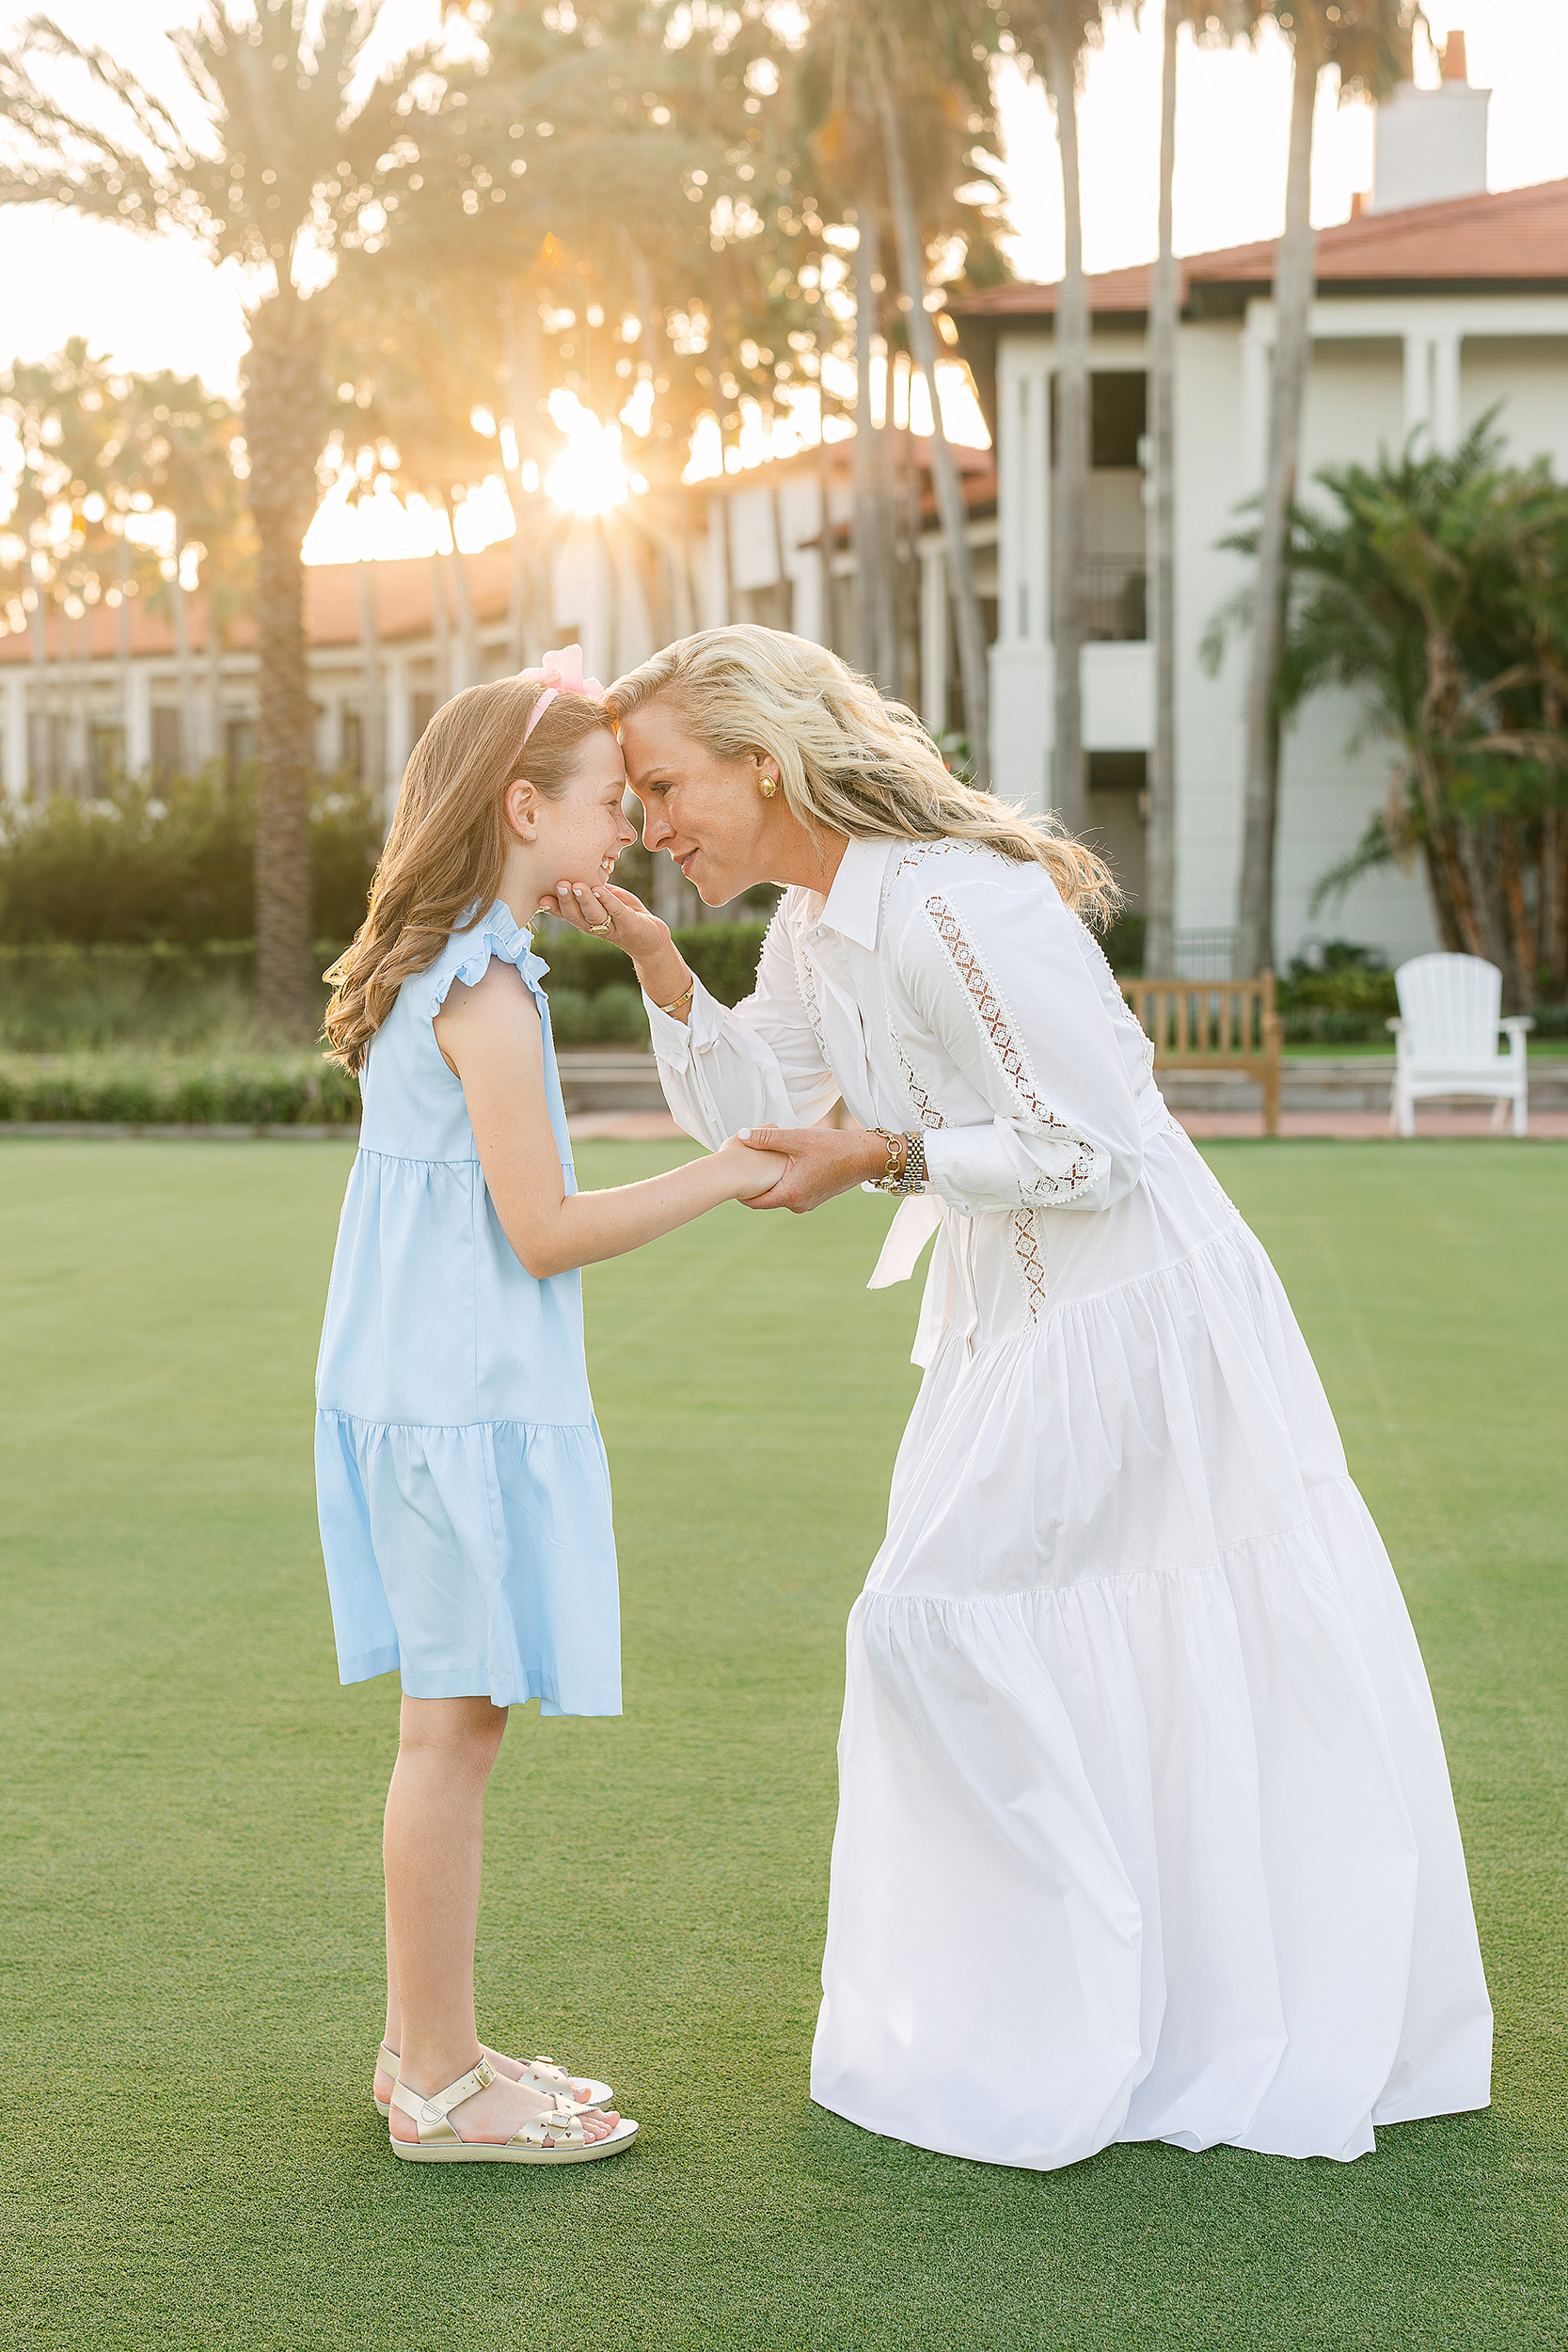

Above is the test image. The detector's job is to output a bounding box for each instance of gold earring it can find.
[759,774,778,798]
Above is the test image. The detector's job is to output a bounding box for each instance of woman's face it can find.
[518,726,637,886]
[619,702,779,906]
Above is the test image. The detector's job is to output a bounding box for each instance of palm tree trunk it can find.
[853,199,897,692]
[443,500,480,691]
[1144,0,1180,976]
[430,547,451,707]
[1236,24,1321,977]
[206,589,224,781]
[356,548,382,796]
[1544,803,1567,990]
[169,550,196,773]
[245,285,323,1035]
[868,33,990,784]
[29,588,51,795]
[505,284,542,670]
[117,531,134,777]
[1048,21,1089,835]
[1497,817,1535,1010]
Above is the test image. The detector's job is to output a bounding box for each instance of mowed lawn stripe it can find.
[1,1137,1562,2350]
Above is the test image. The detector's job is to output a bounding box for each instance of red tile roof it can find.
[950,176,1568,319]
[0,545,518,665]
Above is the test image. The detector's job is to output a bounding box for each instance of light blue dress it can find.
[314,901,621,1714]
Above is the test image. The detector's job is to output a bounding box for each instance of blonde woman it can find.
[546,624,1492,2172]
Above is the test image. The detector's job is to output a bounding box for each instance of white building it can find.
[952,71,1568,971]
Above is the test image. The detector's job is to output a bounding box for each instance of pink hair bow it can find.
[520,644,606,742]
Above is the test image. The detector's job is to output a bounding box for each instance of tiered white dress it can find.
[647,834,1491,2169]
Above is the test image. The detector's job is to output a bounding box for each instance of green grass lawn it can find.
[2,1138,1564,2350]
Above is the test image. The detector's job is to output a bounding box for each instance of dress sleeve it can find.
[889,865,1145,1216]
[645,903,840,1149]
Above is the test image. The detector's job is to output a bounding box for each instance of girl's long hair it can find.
[323,675,615,1073]
[605,624,1120,925]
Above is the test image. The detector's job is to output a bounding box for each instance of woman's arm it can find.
[434,961,785,1278]
[546,881,840,1146]
[736,863,1145,1216]
[898,866,1145,1215]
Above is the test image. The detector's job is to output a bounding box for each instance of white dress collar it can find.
[807,834,895,951]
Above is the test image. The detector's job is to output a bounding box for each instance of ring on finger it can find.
[588,918,613,934]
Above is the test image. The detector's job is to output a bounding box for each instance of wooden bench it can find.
[1119,974,1282,1136]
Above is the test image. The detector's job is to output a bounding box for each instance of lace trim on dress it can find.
[923,894,1101,1201]
[790,932,829,1063]
[890,1026,946,1131]
[1010,1207,1049,1322]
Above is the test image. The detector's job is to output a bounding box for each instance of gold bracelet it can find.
[871,1127,904,1190]
[655,976,695,1018]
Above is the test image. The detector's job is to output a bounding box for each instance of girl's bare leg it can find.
[382,1693,620,2146]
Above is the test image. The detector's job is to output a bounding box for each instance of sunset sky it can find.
[1,1,1562,546]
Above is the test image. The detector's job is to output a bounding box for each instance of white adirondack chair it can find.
[1388,954,1532,1136]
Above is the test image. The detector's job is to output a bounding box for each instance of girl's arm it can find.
[546,882,841,1146]
[434,960,785,1279]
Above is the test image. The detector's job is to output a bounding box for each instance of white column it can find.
[919,544,947,736]
[125,662,152,776]
[1240,313,1274,492]
[705,493,730,628]
[1433,334,1462,453]
[990,336,1053,810]
[3,674,26,800]
[384,652,411,818]
[582,524,614,688]
[1403,332,1434,447]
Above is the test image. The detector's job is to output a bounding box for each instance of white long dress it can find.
[647,834,1492,2169]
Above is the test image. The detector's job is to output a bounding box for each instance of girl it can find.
[316,653,783,2166]
[549,623,1492,2171]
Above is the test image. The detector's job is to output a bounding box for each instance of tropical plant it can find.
[1206,423,1568,1009]
[0,3,489,1029]
[790,3,1010,771]
[1233,0,1421,977]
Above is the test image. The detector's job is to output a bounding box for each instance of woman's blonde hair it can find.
[606,623,1119,925]
[323,675,615,1073]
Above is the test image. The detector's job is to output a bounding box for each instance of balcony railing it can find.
[1077,556,1147,644]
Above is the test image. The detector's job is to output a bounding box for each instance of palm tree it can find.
[1209,424,1568,1009]
[1143,4,1265,976]
[1233,0,1418,977]
[1006,4,1113,833]
[0,5,477,1027]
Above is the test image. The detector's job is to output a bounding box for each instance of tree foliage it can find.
[1211,422,1568,1008]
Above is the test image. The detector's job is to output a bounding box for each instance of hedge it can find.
[0,1049,362,1127]
[0,771,383,946]
[0,923,771,1052]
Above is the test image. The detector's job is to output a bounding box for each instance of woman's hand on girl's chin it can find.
[535,879,669,961]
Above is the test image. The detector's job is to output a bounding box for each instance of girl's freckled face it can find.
[531,731,636,885]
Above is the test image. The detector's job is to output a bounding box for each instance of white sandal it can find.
[388,2057,638,2165]
[372,2040,611,2118]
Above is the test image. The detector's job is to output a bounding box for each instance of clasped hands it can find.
[540,877,890,1214]
[730,1122,892,1215]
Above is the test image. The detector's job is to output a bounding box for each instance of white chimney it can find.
[1370,33,1489,215]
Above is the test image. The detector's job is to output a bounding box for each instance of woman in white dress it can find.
[542,625,1492,2170]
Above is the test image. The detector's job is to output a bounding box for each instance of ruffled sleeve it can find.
[428,904,549,1022]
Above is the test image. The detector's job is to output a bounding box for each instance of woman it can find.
[543,624,1492,2170]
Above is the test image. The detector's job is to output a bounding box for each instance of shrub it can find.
[0,1047,362,1126]
[1277,943,1398,1043]
[0,770,383,946]
[537,920,768,1009]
